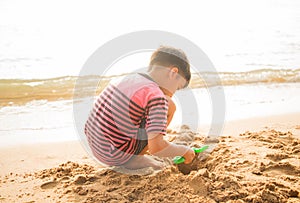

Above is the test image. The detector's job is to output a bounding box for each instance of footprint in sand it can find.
[40,180,58,189]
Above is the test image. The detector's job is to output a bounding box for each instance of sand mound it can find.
[1,129,299,202]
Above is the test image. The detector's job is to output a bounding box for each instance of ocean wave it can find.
[190,68,300,88]
[1,68,299,106]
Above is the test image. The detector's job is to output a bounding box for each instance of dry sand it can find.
[0,113,299,203]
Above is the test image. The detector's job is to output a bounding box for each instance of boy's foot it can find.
[123,155,165,170]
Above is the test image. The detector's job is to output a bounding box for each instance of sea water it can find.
[1,82,300,147]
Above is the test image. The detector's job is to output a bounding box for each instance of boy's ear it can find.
[169,66,179,79]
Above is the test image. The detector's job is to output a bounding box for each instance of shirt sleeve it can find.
[145,95,168,136]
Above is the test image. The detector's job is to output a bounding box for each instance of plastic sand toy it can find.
[172,145,209,164]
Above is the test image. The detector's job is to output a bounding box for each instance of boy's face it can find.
[168,66,188,93]
[175,74,188,90]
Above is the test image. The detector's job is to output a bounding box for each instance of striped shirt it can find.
[84,73,168,166]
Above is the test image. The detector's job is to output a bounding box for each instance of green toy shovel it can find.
[172,145,209,164]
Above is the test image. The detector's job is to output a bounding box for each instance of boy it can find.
[85,46,195,169]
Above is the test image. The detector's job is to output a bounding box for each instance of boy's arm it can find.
[147,133,195,164]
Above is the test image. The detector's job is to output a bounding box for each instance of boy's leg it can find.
[122,146,164,170]
[123,134,163,170]
[159,87,176,127]
[165,95,176,127]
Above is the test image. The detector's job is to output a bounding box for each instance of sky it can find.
[0,0,299,78]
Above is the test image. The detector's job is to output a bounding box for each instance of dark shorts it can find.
[133,128,148,155]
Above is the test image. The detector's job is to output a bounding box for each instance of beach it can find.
[1,1,300,202]
[0,113,299,203]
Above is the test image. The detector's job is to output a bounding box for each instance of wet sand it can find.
[0,113,299,203]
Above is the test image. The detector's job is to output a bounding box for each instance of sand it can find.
[0,113,299,203]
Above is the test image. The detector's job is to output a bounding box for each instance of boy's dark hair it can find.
[149,46,191,85]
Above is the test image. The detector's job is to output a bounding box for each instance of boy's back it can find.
[85,73,168,166]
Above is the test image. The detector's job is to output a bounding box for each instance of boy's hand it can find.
[183,148,195,164]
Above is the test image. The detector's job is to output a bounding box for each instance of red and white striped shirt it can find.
[84,73,168,166]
